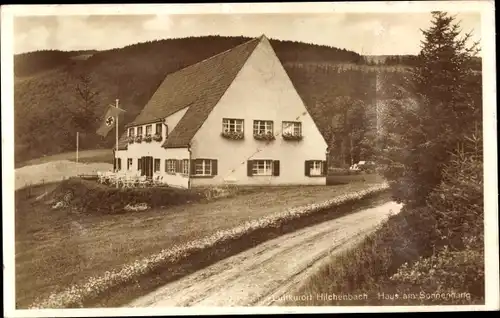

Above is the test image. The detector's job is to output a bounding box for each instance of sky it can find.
[13,12,482,56]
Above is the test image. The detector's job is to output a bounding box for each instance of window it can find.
[127,158,133,170]
[128,127,135,137]
[154,158,160,172]
[138,158,142,170]
[137,126,143,136]
[181,159,189,175]
[115,158,121,171]
[305,160,326,177]
[166,159,177,174]
[155,123,162,135]
[253,120,274,135]
[222,118,244,133]
[252,160,273,176]
[282,121,302,136]
[146,125,153,136]
[195,159,212,176]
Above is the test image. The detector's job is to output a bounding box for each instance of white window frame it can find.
[128,127,135,137]
[127,158,133,170]
[253,120,274,135]
[166,159,176,174]
[282,121,302,136]
[222,118,244,133]
[310,161,324,176]
[137,126,143,136]
[181,159,189,175]
[252,160,273,176]
[146,125,153,136]
[195,159,212,176]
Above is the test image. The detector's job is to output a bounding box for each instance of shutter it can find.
[113,158,116,171]
[212,159,218,176]
[118,158,122,170]
[322,160,328,176]
[138,158,141,171]
[305,160,310,176]
[247,160,253,176]
[273,160,280,176]
[190,159,196,176]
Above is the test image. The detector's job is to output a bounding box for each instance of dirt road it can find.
[128,201,402,307]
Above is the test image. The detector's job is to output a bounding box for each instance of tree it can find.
[377,11,481,207]
[72,73,100,131]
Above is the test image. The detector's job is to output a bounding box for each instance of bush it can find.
[390,243,484,304]
[54,178,203,214]
[426,135,483,249]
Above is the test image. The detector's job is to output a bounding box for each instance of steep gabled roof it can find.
[116,37,260,150]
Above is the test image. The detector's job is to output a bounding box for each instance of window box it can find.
[221,131,244,140]
[127,136,135,144]
[135,135,143,143]
[282,132,303,141]
[144,135,152,143]
[253,120,274,141]
[153,133,163,142]
[254,132,276,141]
[282,121,302,141]
[221,118,244,140]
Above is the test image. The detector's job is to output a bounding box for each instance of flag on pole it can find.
[96,104,125,137]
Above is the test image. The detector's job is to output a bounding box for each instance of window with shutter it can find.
[193,159,212,176]
[306,160,325,176]
[166,159,176,174]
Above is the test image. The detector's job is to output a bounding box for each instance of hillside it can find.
[13,35,478,164]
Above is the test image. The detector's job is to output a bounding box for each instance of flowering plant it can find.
[153,133,163,142]
[282,132,303,141]
[135,135,143,143]
[254,131,276,141]
[221,130,244,140]
[127,136,135,144]
[144,135,152,143]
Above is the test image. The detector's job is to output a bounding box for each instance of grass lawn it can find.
[15,180,382,308]
[16,149,113,168]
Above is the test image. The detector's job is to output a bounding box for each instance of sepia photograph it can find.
[2,1,498,316]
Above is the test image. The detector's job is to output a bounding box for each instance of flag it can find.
[96,104,125,137]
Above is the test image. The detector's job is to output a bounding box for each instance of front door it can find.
[141,156,154,178]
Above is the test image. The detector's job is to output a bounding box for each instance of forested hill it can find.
[12,35,479,164]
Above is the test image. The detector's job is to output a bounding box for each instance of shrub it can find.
[390,243,484,304]
[426,134,483,249]
[54,178,203,214]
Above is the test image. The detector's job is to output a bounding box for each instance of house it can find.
[114,35,330,188]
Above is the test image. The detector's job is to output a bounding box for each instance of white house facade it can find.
[114,35,329,189]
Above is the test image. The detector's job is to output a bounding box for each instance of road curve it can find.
[127,201,402,307]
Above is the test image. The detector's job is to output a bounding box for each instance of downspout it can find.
[187,143,192,189]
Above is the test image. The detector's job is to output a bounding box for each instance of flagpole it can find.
[76,131,79,176]
[76,131,79,164]
[115,99,119,189]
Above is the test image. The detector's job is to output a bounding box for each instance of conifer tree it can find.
[377,11,481,206]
